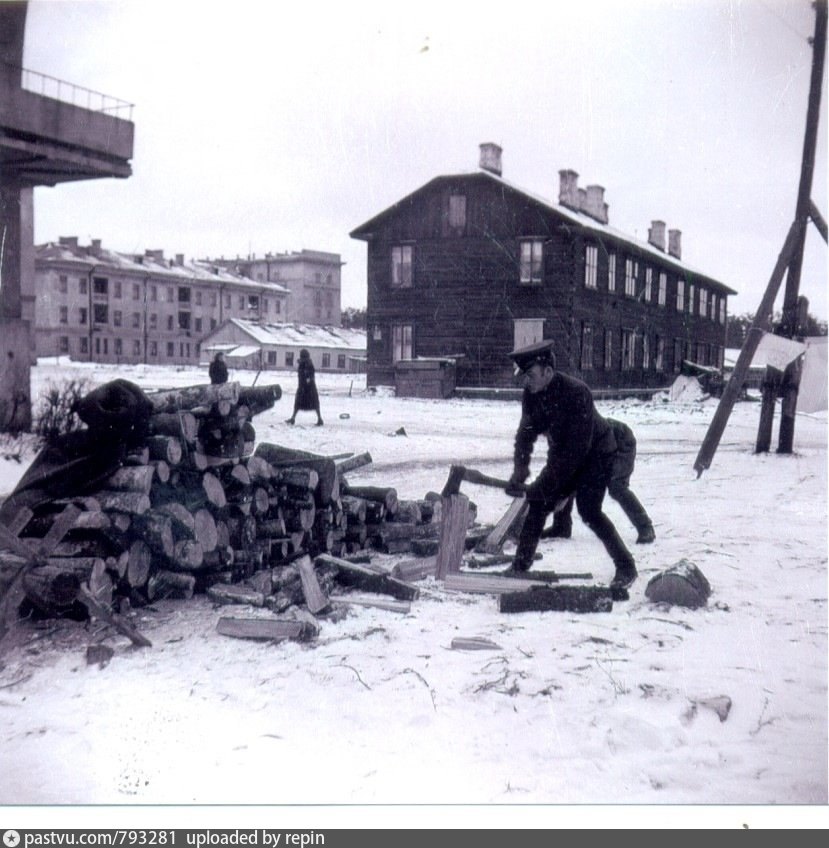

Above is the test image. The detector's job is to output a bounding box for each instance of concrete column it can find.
[0,175,33,431]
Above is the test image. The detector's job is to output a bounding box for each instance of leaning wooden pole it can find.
[778,0,827,453]
[693,221,803,477]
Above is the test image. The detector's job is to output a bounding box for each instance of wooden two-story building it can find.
[350,143,737,390]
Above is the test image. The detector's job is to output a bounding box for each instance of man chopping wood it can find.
[504,340,637,589]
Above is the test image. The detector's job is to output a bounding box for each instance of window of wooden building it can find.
[393,324,413,361]
[322,353,331,368]
[699,288,708,318]
[655,336,664,371]
[448,194,466,230]
[688,284,695,314]
[59,306,68,324]
[338,354,346,369]
[391,245,413,288]
[604,329,613,369]
[513,318,544,350]
[608,253,617,292]
[644,267,653,302]
[519,240,543,285]
[581,323,594,369]
[584,246,598,289]
[673,338,684,371]
[624,259,638,297]
[676,280,685,312]
[59,336,69,353]
[658,272,667,306]
[643,334,651,369]
[621,328,636,369]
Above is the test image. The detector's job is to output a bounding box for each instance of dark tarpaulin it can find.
[0,380,153,525]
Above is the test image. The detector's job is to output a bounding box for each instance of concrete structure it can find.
[1,1,134,429]
[200,318,367,373]
[34,239,289,365]
[351,143,737,390]
[207,250,343,325]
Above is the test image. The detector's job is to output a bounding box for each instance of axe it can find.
[441,464,524,497]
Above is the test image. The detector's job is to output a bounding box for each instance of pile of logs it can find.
[4,381,457,621]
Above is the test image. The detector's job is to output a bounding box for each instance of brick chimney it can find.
[668,229,682,260]
[58,236,79,249]
[89,239,102,255]
[584,185,608,224]
[479,142,503,176]
[648,220,666,251]
[175,253,185,266]
[145,249,164,262]
[558,169,580,210]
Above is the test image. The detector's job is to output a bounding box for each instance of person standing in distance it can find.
[505,340,637,590]
[286,348,323,426]
[209,351,228,385]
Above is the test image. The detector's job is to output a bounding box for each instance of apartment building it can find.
[34,238,289,365]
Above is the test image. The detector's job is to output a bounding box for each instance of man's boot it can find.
[541,515,571,539]
[636,524,655,544]
[610,557,638,590]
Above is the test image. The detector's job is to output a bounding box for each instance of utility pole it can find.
[777,0,827,453]
[694,0,827,475]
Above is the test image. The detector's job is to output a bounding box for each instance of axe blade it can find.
[441,464,467,497]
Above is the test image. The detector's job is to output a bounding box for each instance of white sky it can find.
[22,0,829,319]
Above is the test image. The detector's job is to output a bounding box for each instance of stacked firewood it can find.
[9,381,460,620]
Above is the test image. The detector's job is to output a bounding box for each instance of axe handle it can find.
[460,468,515,491]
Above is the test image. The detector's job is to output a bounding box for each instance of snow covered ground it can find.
[0,359,826,829]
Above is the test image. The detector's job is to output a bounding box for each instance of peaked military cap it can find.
[508,339,557,374]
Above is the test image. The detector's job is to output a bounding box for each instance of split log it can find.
[201,546,235,569]
[336,595,411,614]
[389,500,422,524]
[499,585,617,614]
[254,444,339,505]
[334,452,373,475]
[443,572,550,594]
[435,494,470,579]
[341,483,397,516]
[216,616,316,642]
[107,512,133,533]
[207,583,265,607]
[193,508,218,553]
[147,382,240,413]
[133,511,175,558]
[200,472,227,509]
[245,455,273,483]
[315,553,419,601]
[365,522,439,543]
[151,461,171,484]
[250,486,270,516]
[171,539,204,571]
[237,384,282,416]
[146,435,183,465]
[296,555,330,614]
[105,465,156,495]
[256,518,288,538]
[475,498,528,554]
[95,491,151,516]
[147,570,196,601]
[148,410,199,442]
[391,556,437,582]
[156,503,196,538]
[126,540,152,588]
[271,467,320,491]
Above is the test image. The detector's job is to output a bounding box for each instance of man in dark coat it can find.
[209,352,228,385]
[505,340,637,589]
[544,417,655,544]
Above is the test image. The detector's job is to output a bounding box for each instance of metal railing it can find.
[7,62,134,120]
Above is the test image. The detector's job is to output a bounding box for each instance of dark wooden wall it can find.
[360,174,730,390]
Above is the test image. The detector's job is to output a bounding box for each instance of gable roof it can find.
[350,168,737,294]
[207,318,367,352]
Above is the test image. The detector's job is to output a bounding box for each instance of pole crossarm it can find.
[809,199,828,243]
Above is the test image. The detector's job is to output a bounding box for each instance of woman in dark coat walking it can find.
[286,349,323,426]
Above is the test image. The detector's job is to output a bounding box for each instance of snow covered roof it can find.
[214,319,367,352]
[34,242,289,294]
[351,169,737,293]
